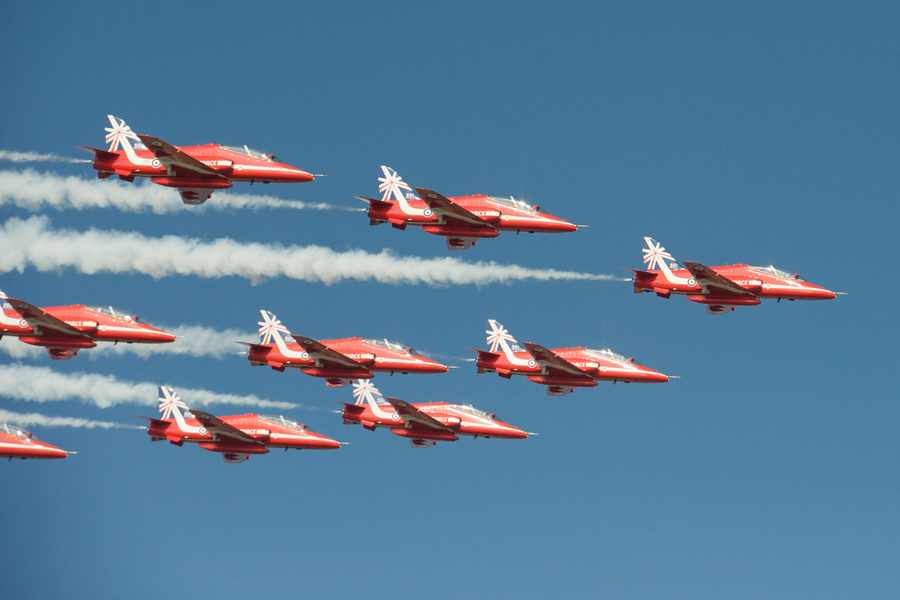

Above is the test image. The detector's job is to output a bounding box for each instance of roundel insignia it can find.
[688,278,696,286]
[423,208,433,216]
[151,159,161,168]
[300,352,309,359]
[528,359,536,368]
[19,319,27,327]
[392,414,401,421]
[199,427,207,434]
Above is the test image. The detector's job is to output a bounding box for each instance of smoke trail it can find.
[0,325,253,360]
[0,408,141,430]
[0,365,299,411]
[0,216,626,286]
[0,150,90,164]
[90,325,254,359]
[0,169,356,213]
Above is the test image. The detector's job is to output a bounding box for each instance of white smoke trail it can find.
[0,216,625,286]
[0,408,141,430]
[0,325,253,360]
[0,365,299,411]
[0,150,90,164]
[0,169,355,213]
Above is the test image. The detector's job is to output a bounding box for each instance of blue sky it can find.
[2,2,899,598]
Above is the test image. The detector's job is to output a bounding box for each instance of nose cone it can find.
[317,436,343,450]
[418,356,449,373]
[146,325,176,344]
[811,286,838,300]
[541,212,579,232]
[637,366,669,383]
[494,420,530,439]
[284,164,315,182]
[38,443,70,459]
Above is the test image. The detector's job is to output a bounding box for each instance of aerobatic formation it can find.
[1,114,842,462]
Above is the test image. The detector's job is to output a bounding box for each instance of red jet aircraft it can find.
[357,165,581,249]
[243,310,448,387]
[0,423,72,460]
[475,320,669,396]
[82,115,315,204]
[0,291,175,359]
[633,236,840,313]
[341,380,531,447]
[146,386,341,463]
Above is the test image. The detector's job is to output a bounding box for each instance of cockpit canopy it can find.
[749,265,798,279]
[489,196,537,213]
[259,415,306,432]
[0,423,31,439]
[363,338,414,355]
[452,404,494,419]
[88,306,138,322]
[222,145,274,161]
[585,348,629,363]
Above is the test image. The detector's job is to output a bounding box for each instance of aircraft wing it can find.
[137,133,224,178]
[682,261,756,298]
[188,409,263,446]
[415,187,495,228]
[521,341,589,378]
[4,298,91,339]
[384,397,451,432]
[289,332,367,369]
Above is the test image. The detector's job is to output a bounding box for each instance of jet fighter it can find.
[0,423,72,460]
[475,319,669,396]
[356,165,581,250]
[633,236,839,313]
[0,290,175,359]
[243,310,448,387]
[341,380,531,447]
[146,386,341,463]
[82,115,315,204]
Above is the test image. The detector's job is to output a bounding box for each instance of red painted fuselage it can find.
[148,413,341,458]
[247,337,448,385]
[477,345,668,395]
[1,301,174,359]
[343,401,528,443]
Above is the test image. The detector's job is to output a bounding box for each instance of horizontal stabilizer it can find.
[78,145,119,161]
[354,195,393,211]
[632,269,658,282]
[237,341,270,352]
[475,349,501,362]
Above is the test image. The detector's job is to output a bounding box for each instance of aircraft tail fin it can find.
[485,319,518,354]
[104,114,142,153]
[257,309,290,346]
[642,236,681,281]
[157,385,190,425]
[377,165,413,203]
[351,379,385,408]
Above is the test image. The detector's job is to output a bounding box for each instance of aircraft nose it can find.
[496,421,530,439]
[320,437,343,449]
[149,326,177,343]
[421,358,449,373]
[544,214,578,232]
[290,167,315,182]
[642,368,669,383]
